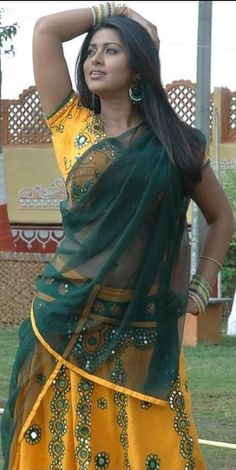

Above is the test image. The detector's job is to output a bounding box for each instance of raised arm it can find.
[187,165,234,314]
[32,4,160,117]
[32,7,94,116]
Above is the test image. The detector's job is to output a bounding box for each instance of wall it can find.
[4,145,63,223]
[1,82,236,250]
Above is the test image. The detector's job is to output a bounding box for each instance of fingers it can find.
[187,311,200,317]
[126,8,160,49]
[115,3,131,17]
[115,5,160,49]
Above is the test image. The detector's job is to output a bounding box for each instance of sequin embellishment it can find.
[114,392,130,469]
[75,378,94,468]
[146,453,160,469]
[169,377,196,468]
[24,424,42,445]
[48,366,70,469]
[95,451,110,469]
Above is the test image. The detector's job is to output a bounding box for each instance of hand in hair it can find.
[127,7,160,49]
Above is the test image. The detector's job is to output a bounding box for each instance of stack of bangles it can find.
[90,2,131,26]
[188,274,212,314]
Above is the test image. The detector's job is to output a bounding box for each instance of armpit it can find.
[202,153,211,170]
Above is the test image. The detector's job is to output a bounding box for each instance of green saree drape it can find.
[1,122,193,467]
[34,121,191,398]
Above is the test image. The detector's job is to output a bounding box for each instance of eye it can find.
[87,49,96,57]
[106,48,118,54]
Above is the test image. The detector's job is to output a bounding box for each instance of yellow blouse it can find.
[45,90,105,180]
[45,90,210,183]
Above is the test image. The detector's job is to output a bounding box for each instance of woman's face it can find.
[83,28,135,98]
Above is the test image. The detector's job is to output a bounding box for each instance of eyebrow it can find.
[88,42,123,49]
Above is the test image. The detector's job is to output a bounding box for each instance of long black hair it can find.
[75,15,206,190]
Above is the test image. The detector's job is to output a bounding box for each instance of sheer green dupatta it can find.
[1,123,190,468]
[1,124,191,467]
[32,123,190,400]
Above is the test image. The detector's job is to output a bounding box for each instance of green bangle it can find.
[188,292,205,314]
[192,274,212,293]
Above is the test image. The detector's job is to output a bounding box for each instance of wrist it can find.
[187,296,201,316]
[188,273,212,315]
[90,2,116,26]
[90,2,132,27]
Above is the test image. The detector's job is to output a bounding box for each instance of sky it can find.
[1,1,236,99]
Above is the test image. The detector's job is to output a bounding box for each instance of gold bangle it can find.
[90,6,97,26]
[188,292,205,314]
[190,276,212,297]
[90,2,116,26]
[110,2,116,15]
[97,4,103,23]
[199,256,223,269]
[190,273,212,294]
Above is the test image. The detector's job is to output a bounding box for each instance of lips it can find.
[90,71,106,78]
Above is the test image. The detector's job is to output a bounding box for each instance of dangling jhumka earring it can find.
[128,80,143,104]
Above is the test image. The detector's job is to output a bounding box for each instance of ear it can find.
[133,73,141,82]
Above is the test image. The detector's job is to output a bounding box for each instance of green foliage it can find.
[221,168,236,298]
[0,8,19,53]
[0,8,19,152]
[221,167,236,217]
[222,233,236,298]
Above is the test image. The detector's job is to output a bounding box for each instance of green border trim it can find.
[44,89,75,120]
[203,158,211,169]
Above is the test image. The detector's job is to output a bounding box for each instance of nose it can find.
[91,50,103,65]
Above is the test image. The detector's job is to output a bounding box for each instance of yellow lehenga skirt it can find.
[10,344,206,470]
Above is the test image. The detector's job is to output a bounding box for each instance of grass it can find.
[0,329,236,469]
[184,335,236,470]
[0,327,19,406]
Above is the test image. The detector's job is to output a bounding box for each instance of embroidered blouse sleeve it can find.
[43,90,92,179]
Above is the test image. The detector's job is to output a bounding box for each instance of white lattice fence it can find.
[1,82,236,144]
[3,86,51,144]
[166,80,197,126]
[229,92,236,140]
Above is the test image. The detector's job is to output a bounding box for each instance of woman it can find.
[1,3,234,469]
